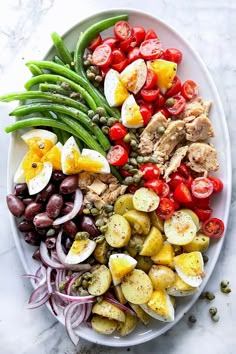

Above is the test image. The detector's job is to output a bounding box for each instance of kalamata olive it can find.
[46,194,64,219]
[63,220,78,237]
[18,220,34,232]
[51,170,66,182]
[22,198,34,206]
[45,237,56,249]
[24,231,41,246]
[6,194,25,217]
[32,248,41,261]
[24,202,43,221]
[14,183,28,197]
[59,175,78,194]
[63,236,73,250]
[33,213,53,228]
[35,183,56,203]
[61,202,83,216]
[81,216,99,237]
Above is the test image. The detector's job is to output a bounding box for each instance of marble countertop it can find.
[0,1,235,353]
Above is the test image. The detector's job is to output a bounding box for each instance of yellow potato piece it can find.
[117,312,138,336]
[123,210,151,235]
[93,239,110,264]
[121,269,153,304]
[139,226,164,256]
[128,303,151,325]
[114,194,134,215]
[181,209,200,229]
[114,285,127,305]
[133,187,159,212]
[92,300,125,322]
[91,315,118,335]
[149,211,164,232]
[148,265,175,290]
[151,242,175,269]
[88,265,112,296]
[105,214,131,248]
[183,233,210,253]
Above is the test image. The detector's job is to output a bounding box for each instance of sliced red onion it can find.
[35,265,46,280]
[29,283,48,303]
[65,302,84,346]
[53,188,83,226]
[104,294,136,316]
[46,267,53,294]
[22,274,42,283]
[27,293,50,309]
[72,304,87,329]
[49,296,59,316]
[54,291,95,304]
[65,273,83,295]
[83,302,93,322]
[40,241,64,270]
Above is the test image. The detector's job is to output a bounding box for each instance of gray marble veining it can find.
[0,1,235,353]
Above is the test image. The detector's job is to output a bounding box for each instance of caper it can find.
[188,315,197,323]
[149,156,159,163]
[96,296,103,303]
[95,219,105,227]
[205,291,215,300]
[95,75,103,83]
[59,280,67,291]
[94,235,105,243]
[82,279,88,288]
[46,228,56,237]
[123,164,130,171]
[129,158,138,166]
[90,65,100,74]
[83,272,92,279]
[143,156,150,163]
[133,174,141,184]
[203,254,209,263]
[100,225,108,233]
[101,126,109,134]
[83,59,91,67]
[107,117,117,126]
[91,114,100,123]
[165,97,175,107]
[221,287,231,294]
[96,107,106,116]
[129,168,139,175]
[105,205,114,213]
[123,176,134,185]
[91,207,99,216]
[88,110,95,118]
[75,231,90,240]
[158,126,166,135]
[99,116,107,124]
[220,280,230,288]
[123,133,131,143]
[79,288,89,296]
[209,307,217,316]
[211,314,220,322]
[130,151,138,158]
[130,139,138,148]
[87,71,96,80]
[85,203,93,210]
[83,208,91,215]
[137,156,144,164]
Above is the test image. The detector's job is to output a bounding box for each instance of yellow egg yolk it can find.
[110,258,134,279]
[70,239,90,255]
[148,59,177,91]
[25,137,54,157]
[175,252,204,277]
[114,81,129,106]
[21,151,43,183]
[148,290,170,317]
[121,70,138,92]
[125,103,143,126]
[41,145,62,170]
[63,146,81,174]
[76,157,104,173]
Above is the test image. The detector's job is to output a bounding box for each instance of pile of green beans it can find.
[1,14,130,182]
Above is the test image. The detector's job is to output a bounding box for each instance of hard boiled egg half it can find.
[121,95,144,128]
[65,238,96,264]
[141,289,175,322]
[108,253,137,285]
[174,251,205,287]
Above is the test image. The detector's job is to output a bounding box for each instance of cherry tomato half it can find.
[144,179,169,197]
[169,172,186,190]
[111,48,126,64]
[114,139,130,155]
[144,69,158,90]
[102,37,119,48]
[166,94,186,116]
[156,93,166,108]
[141,88,160,102]
[140,105,152,126]
[107,145,128,166]
[173,183,192,203]
[140,38,163,60]
[163,48,183,64]
[177,163,190,178]
[88,34,102,51]
[140,164,161,180]
[194,207,212,222]
[165,76,181,98]
[114,21,132,41]
[92,44,112,67]
[145,29,158,40]
[111,59,128,72]
[208,176,224,194]
[191,177,214,199]
[181,80,199,100]
[155,108,170,119]
[128,47,141,63]
[202,218,225,238]
[108,123,127,140]
[119,37,136,53]
[131,26,146,45]
[156,197,175,220]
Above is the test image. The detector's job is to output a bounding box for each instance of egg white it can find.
[28,162,53,195]
[65,239,96,264]
[21,129,58,145]
[61,136,81,175]
[104,69,129,107]
[121,94,144,128]
[81,149,110,174]
[141,291,175,322]
[120,59,147,94]
[174,252,204,288]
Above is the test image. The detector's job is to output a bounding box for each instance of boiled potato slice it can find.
[114,194,134,215]
[126,234,144,257]
[183,232,210,253]
[93,239,110,264]
[114,285,127,304]
[136,255,153,273]
[121,269,153,304]
[139,226,164,256]
[117,312,138,336]
[167,273,198,296]
[148,265,175,290]
[164,210,197,245]
[92,300,125,322]
[88,265,112,296]
[91,315,118,335]
[108,253,137,285]
[128,303,150,325]
[123,210,150,235]
[105,214,131,248]
[181,209,200,229]
[149,211,164,232]
[151,241,175,268]
[141,289,175,322]
[133,187,159,212]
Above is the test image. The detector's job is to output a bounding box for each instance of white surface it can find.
[0,1,235,354]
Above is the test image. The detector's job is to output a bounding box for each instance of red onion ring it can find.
[29,283,48,303]
[46,267,53,294]
[53,188,83,226]
[104,294,136,316]
[27,293,50,309]
[65,273,83,295]
[65,302,85,346]
[22,274,42,283]
[72,304,87,328]
[83,302,93,322]
[40,242,64,270]
[54,291,95,304]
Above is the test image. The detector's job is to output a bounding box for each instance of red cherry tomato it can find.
[119,37,136,53]
[140,39,163,60]
[155,108,170,119]
[181,80,199,100]
[107,145,128,166]
[192,196,211,209]
[173,183,192,203]
[156,197,175,220]
[141,88,160,102]
[169,192,180,211]
[156,93,166,108]
[128,185,140,194]
[120,169,131,178]
[111,59,128,73]
[108,123,127,140]
[114,139,130,155]
[163,48,183,64]
[145,29,158,40]
[144,69,158,90]
[169,172,186,190]
[102,37,119,48]
[140,105,152,126]
[92,44,112,67]
[111,48,126,64]
[88,34,102,51]
[191,177,214,199]
[177,163,190,178]
[144,179,169,197]
[208,176,224,194]
[140,164,161,180]
[165,76,181,98]
[202,218,225,239]
[114,21,132,41]
[128,47,141,63]
[131,26,146,45]
[166,94,186,115]
[185,175,193,190]
[194,207,213,222]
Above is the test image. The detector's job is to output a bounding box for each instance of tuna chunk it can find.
[187,143,219,172]
[164,146,189,181]
[185,115,215,142]
[182,97,205,118]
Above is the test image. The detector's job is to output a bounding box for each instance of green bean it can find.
[51,32,73,66]
[60,129,70,144]
[53,55,66,66]
[52,127,64,143]
[28,64,43,76]
[10,103,111,151]
[0,91,89,113]
[39,83,71,96]
[24,73,97,111]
